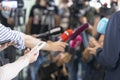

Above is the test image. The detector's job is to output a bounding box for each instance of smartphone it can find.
[30,41,46,53]
[2,1,18,9]
[0,39,11,45]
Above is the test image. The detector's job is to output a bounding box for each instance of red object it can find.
[60,29,73,42]
[104,3,108,7]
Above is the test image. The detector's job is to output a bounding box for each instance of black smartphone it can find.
[0,40,11,45]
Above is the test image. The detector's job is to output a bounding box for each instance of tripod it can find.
[40,7,56,41]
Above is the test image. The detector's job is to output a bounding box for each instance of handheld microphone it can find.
[65,23,88,55]
[59,29,73,42]
[36,26,64,38]
[97,17,108,34]
[69,35,82,49]
[70,23,89,40]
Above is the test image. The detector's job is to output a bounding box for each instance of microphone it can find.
[65,23,88,55]
[65,35,82,55]
[59,29,73,42]
[70,23,89,40]
[36,26,64,38]
[69,35,82,49]
[97,17,108,34]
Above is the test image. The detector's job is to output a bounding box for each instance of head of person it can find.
[61,0,69,4]
[36,0,47,7]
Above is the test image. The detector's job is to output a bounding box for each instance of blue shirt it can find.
[96,11,120,80]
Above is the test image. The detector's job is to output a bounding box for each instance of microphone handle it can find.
[36,32,49,38]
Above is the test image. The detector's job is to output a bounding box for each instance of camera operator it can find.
[26,0,60,39]
[58,0,70,30]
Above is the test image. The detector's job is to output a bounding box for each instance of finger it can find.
[7,41,13,46]
[2,43,9,49]
[57,47,65,52]
[24,48,31,54]
[59,42,68,47]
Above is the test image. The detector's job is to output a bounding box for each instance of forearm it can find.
[21,34,50,50]
[55,15,60,26]
[95,48,119,69]
[0,55,29,80]
[26,18,32,34]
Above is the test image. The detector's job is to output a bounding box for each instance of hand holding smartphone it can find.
[29,41,46,54]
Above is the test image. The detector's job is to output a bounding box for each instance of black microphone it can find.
[36,26,64,38]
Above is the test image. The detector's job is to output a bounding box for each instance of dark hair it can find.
[35,0,47,4]
[36,0,40,4]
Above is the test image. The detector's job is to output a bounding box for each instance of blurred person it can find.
[0,0,15,29]
[26,0,60,39]
[25,0,61,79]
[58,0,70,30]
[84,11,120,80]
[81,14,109,80]
[0,0,17,65]
[36,52,72,80]
[0,42,40,80]
[110,0,118,12]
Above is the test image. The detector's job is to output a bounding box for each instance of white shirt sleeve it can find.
[0,56,29,80]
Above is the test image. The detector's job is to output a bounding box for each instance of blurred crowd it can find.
[0,0,119,80]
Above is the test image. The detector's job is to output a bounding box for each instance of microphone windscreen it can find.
[60,29,73,42]
[70,23,89,40]
[97,17,108,34]
[69,35,82,48]
[50,26,64,35]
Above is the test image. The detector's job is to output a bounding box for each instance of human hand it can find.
[82,47,92,62]
[0,42,16,51]
[43,41,67,52]
[24,48,39,63]
[31,34,37,37]
[89,37,100,47]
[56,53,72,66]
[87,44,101,56]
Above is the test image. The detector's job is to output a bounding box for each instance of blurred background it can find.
[0,0,120,80]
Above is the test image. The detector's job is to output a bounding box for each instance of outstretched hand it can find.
[24,48,39,63]
[43,41,68,52]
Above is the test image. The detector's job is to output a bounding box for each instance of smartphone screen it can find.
[2,1,18,9]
